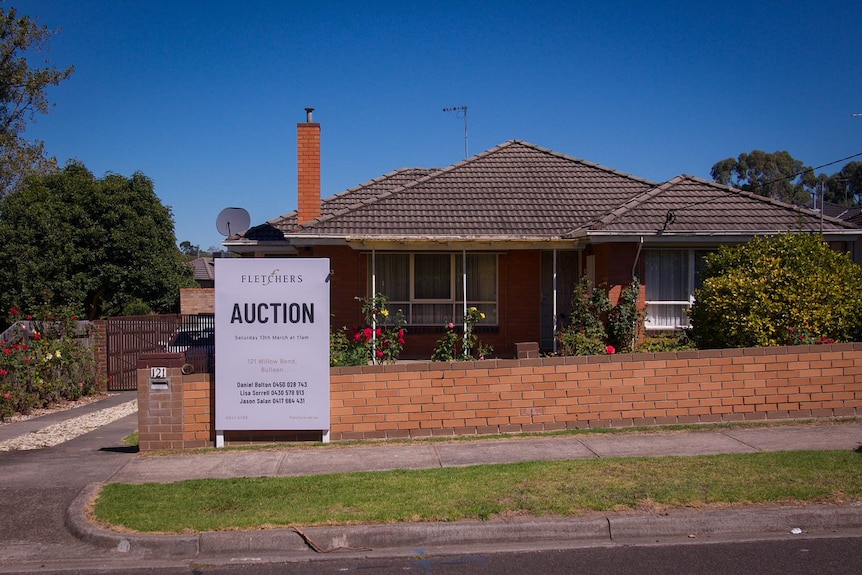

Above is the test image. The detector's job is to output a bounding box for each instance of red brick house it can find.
[224,112,862,358]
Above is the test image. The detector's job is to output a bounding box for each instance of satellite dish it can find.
[216,207,251,237]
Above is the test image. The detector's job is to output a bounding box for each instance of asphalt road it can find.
[7,536,862,575]
[0,411,138,566]
[2,395,860,575]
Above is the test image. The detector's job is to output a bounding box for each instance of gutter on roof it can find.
[221,237,299,253]
[341,236,588,250]
[226,234,590,252]
[571,229,862,244]
[281,233,585,243]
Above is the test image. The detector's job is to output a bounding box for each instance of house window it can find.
[371,253,498,326]
[644,249,709,330]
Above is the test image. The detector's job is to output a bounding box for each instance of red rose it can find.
[398,338,405,345]
[376,349,384,358]
[363,327,373,340]
[605,345,616,354]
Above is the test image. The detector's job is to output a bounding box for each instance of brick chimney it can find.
[297,107,321,225]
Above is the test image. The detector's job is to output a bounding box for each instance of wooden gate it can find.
[105,314,214,391]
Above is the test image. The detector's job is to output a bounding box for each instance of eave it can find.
[569,228,862,244]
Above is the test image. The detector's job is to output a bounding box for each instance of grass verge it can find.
[93,450,861,533]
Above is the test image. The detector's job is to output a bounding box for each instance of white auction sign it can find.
[214,258,330,437]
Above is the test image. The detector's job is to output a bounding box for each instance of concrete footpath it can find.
[2,392,862,571]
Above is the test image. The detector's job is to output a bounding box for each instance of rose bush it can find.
[431,307,493,361]
[557,278,643,356]
[330,294,407,366]
[0,308,99,421]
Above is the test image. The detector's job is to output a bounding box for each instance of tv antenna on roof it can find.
[443,105,468,158]
[215,207,251,237]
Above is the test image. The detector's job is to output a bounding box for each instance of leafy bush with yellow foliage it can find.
[689,234,862,349]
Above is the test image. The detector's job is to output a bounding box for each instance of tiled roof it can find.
[804,200,862,226]
[577,175,856,235]
[265,141,655,239]
[267,168,440,234]
[243,140,859,243]
[188,257,215,281]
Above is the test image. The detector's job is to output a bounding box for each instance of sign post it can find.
[214,258,330,446]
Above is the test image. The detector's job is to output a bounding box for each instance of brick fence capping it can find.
[136,343,862,450]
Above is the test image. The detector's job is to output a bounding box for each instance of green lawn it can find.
[94,450,862,533]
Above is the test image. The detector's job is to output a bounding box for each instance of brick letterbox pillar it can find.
[136,353,186,451]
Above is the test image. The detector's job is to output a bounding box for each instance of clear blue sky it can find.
[14,0,862,251]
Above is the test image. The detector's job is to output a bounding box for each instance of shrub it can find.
[557,277,611,356]
[430,323,460,362]
[330,294,406,366]
[636,331,696,353]
[557,277,644,356]
[431,307,493,361]
[329,328,369,367]
[0,307,99,421]
[689,234,862,348]
[607,278,645,354]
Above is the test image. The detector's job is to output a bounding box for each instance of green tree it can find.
[824,162,862,206]
[711,150,812,204]
[0,7,74,197]
[0,162,196,321]
[689,234,862,349]
[179,240,200,258]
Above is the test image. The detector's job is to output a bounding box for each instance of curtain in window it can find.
[454,254,498,323]
[455,254,497,300]
[646,250,687,301]
[370,252,499,326]
[645,250,689,328]
[376,254,409,301]
[414,254,451,299]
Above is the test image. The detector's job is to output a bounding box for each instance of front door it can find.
[540,250,580,353]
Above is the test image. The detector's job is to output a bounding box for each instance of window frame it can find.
[369,252,499,326]
[644,248,710,331]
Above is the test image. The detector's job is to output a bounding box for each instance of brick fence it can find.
[136,343,862,450]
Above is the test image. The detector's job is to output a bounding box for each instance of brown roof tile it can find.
[267,168,440,233]
[188,257,215,281]
[268,141,655,238]
[244,141,859,243]
[578,175,856,235]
